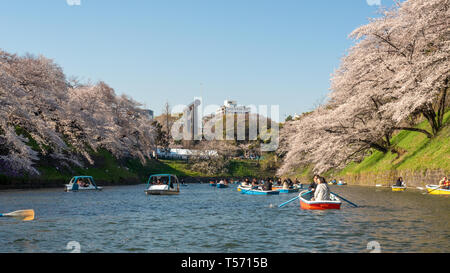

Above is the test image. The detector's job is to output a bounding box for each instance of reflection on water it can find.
[0,184,448,253]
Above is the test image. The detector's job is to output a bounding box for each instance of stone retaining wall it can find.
[341,169,448,187]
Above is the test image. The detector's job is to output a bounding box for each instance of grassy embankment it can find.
[339,111,450,175]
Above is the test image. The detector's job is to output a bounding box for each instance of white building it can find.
[155,148,218,160]
[216,100,251,116]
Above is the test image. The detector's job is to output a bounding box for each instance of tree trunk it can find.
[437,80,449,129]
[393,127,433,138]
[421,104,439,135]
[359,139,389,153]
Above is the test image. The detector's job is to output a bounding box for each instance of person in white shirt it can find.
[313,176,330,201]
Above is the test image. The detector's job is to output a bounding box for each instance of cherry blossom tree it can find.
[0,50,156,176]
[278,0,449,175]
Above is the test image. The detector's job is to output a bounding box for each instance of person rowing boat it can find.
[251,178,259,189]
[439,176,449,189]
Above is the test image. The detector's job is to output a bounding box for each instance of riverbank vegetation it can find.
[278,0,449,177]
[0,148,276,189]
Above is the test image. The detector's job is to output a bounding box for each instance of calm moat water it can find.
[0,184,449,253]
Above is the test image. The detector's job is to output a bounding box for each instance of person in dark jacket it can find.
[287,178,293,187]
[309,175,320,192]
[263,179,273,191]
[395,177,405,187]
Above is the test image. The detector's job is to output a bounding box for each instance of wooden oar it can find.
[278,191,312,208]
[0,209,35,221]
[331,192,358,207]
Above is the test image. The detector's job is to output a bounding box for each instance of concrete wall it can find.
[341,169,448,187]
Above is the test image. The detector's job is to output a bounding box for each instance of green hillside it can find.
[339,111,450,175]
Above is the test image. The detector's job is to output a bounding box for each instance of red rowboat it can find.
[299,191,342,210]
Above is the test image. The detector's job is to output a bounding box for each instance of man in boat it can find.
[262,179,273,191]
[287,178,293,188]
[312,176,330,201]
[83,179,91,187]
[251,178,259,189]
[282,179,290,190]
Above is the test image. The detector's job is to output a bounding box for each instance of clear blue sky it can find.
[0,0,394,119]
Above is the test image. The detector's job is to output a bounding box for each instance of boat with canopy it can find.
[145,174,180,195]
[65,176,102,192]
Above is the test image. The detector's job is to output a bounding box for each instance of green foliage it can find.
[259,153,280,172]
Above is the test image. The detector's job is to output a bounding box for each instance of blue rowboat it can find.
[278,188,299,194]
[238,186,279,195]
[217,183,229,189]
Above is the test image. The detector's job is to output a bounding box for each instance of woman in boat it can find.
[439,176,449,189]
[277,178,283,186]
[312,176,330,201]
[395,177,405,187]
[80,178,88,187]
[242,178,250,186]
